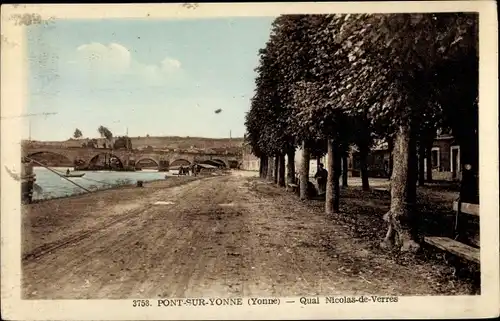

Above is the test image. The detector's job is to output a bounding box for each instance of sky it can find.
[24,17,276,141]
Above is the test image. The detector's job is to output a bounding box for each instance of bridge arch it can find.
[26,151,73,167]
[135,157,159,168]
[88,152,124,168]
[212,158,228,168]
[199,158,227,168]
[227,160,239,169]
[170,159,191,167]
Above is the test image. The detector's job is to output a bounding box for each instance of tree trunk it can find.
[342,153,348,187]
[326,140,341,214]
[359,143,370,191]
[278,154,286,187]
[388,138,394,180]
[286,149,295,185]
[426,143,433,183]
[418,143,425,186]
[299,141,310,200]
[264,156,269,178]
[266,156,274,181]
[459,131,479,204]
[326,141,334,214]
[333,145,342,212]
[273,156,279,184]
[261,156,268,178]
[408,135,418,206]
[381,123,420,253]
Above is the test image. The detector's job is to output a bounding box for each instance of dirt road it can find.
[22,172,468,299]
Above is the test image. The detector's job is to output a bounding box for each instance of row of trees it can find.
[73,126,112,141]
[245,13,478,253]
[75,126,132,150]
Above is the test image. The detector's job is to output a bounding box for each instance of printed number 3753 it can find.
[133,300,151,307]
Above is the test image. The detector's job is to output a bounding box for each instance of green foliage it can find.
[98,126,113,141]
[426,51,478,145]
[73,128,83,139]
[82,138,98,148]
[113,136,132,150]
[245,13,478,159]
[335,13,478,127]
[245,44,294,156]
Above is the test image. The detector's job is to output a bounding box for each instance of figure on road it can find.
[315,163,328,195]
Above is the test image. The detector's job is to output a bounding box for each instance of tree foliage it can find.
[98,126,113,141]
[82,138,98,148]
[247,13,477,143]
[73,128,83,139]
[113,136,132,150]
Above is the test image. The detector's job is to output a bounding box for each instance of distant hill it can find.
[24,136,245,150]
[130,136,244,149]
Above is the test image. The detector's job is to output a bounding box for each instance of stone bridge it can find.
[22,145,242,169]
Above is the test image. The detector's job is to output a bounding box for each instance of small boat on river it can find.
[64,170,85,178]
[65,173,85,178]
[65,172,85,178]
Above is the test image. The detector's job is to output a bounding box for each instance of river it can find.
[32,167,182,201]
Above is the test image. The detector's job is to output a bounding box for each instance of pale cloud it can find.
[70,42,182,84]
[133,63,163,85]
[76,42,132,73]
[161,57,182,72]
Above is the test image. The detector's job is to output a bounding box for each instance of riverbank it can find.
[29,167,186,201]
[29,177,167,204]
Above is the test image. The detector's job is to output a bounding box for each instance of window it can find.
[450,146,460,175]
[431,151,438,167]
[431,147,440,170]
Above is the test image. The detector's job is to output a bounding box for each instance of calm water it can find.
[32,167,181,200]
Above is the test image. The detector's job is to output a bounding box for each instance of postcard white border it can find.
[1,2,499,320]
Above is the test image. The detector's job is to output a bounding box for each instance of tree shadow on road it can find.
[312,186,480,294]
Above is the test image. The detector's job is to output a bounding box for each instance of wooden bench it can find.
[373,187,389,193]
[287,183,299,193]
[424,236,480,264]
[424,200,480,264]
[453,201,480,246]
[453,201,479,217]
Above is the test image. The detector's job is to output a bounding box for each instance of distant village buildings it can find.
[427,134,462,180]
[240,142,260,171]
